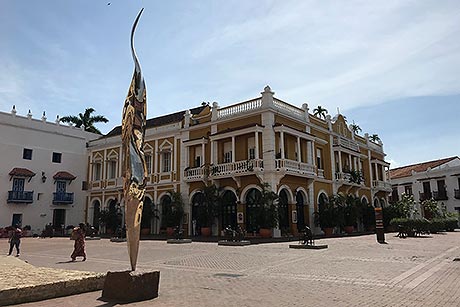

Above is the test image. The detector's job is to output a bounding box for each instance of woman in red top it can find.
[71,223,86,261]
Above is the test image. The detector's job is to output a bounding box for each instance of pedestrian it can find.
[8,224,22,257]
[70,223,86,261]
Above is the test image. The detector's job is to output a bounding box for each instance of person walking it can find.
[70,223,86,261]
[8,225,22,257]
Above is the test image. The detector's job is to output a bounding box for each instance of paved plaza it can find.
[1,232,460,306]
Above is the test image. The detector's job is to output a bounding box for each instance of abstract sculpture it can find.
[122,8,147,271]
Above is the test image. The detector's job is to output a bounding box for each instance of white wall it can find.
[0,110,99,235]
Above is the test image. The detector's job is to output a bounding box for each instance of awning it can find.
[53,171,77,181]
[9,168,36,177]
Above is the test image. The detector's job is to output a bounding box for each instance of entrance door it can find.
[278,190,289,232]
[53,209,66,235]
[245,189,261,233]
[12,214,22,227]
[221,191,237,229]
[296,192,306,231]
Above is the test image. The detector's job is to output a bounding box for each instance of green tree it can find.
[313,106,328,119]
[60,108,109,134]
[369,134,381,142]
[350,121,362,134]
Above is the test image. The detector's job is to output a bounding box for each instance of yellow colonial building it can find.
[85,86,391,236]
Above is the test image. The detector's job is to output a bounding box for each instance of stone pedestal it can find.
[102,270,160,303]
[218,240,251,246]
[289,244,328,249]
[167,239,192,244]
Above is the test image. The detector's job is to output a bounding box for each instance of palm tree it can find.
[350,121,362,134]
[313,106,328,119]
[60,108,109,134]
[369,134,381,142]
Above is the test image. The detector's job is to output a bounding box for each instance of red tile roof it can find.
[389,157,458,179]
[53,171,76,180]
[9,168,36,177]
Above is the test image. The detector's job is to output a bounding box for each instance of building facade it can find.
[86,86,391,236]
[389,157,460,216]
[0,108,99,235]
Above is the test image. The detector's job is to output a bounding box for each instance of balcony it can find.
[184,166,207,182]
[275,159,316,177]
[455,189,460,199]
[432,190,448,201]
[372,180,392,192]
[7,191,34,204]
[333,136,360,152]
[335,170,364,186]
[53,192,74,204]
[419,192,432,202]
[209,159,264,179]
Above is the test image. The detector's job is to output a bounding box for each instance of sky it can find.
[1,0,459,168]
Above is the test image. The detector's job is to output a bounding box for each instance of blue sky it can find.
[1,0,459,168]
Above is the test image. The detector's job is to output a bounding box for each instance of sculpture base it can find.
[289,244,328,249]
[218,240,251,246]
[110,237,127,243]
[101,270,160,303]
[166,239,192,244]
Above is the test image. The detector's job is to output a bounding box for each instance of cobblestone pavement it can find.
[1,232,460,306]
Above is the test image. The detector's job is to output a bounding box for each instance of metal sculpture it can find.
[122,8,147,271]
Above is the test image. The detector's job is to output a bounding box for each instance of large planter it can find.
[323,227,334,237]
[343,225,354,234]
[200,227,211,237]
[259,228,271,238]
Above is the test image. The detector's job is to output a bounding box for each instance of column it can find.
[338,150,343,174]
[154,139,158,177]
[348,154,352,171]
[374,163,378,181]
[201,141,206,165]
[307,141,313,165]
[255,131,259,159]
[297,137,301,162]
[210,141,214,165]
[280,131,285,159]
[231,136,235,162]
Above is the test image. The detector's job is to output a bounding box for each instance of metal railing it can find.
[7,191,34,203]
[455,189,460,199]
[419,192,432,201]
[432,190,448,201]
[53,192,74,204]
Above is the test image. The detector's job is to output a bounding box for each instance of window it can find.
[316,148,323,169]
[404,185,413,196]
[93,163,102,180]
[162,151,171,172]
[108,160,117,179]
[249,148,256,160]
[52,152,62,163]
[145,154,152,174]
[56,181,66,193]
[23,148,32,160]
[195,156,201,167]
[12,178,25,192]
[224,151,232,163]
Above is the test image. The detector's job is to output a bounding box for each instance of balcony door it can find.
[12,178,25,192]
[56,181,66,193]
[296,191,306,231]
[278,190,289,232]
[53,209,66,229]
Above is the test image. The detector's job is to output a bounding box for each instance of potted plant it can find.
[196,184,222,236]
[316,195,339,236]
[165,191,184,236]
[341,195,360,234]
[140,202,159,235]
[256,183,279,238]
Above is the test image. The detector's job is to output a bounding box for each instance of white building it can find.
[0,107,99,235]
[389,157,460,216]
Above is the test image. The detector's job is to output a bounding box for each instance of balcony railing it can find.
[7,191,34,203]
[419,192,432,201]
[432,190,448,201]
[317,169,325,178]
[209,159,264,178]
[455,189,460,199]
[184,166,207,182]
[275,159,316,176]
[372,180,392,191]
[333,136,360,152]
[53,192,74,204]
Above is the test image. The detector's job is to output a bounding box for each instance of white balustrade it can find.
[275,159,315,175]
[217,99,262,119]
[333,136,360,152]
[273,98,304,120]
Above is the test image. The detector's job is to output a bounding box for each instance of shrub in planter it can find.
[444,217,458,231]
[429,218,445,233]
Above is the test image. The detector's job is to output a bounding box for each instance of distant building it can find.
[86,86,391,236]
[389,157,460,216]
[0,107,99,235]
